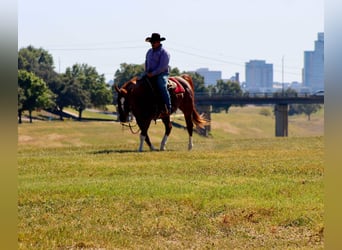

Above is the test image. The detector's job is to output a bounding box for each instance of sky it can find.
[18,0,324,83]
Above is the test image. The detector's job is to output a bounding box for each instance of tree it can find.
[18,46,55,83]
[288,103,322,120]
[64,79,90,120]
[63,65,90,120]
[48,74,70,120]
[76,64,112,109]
[18,70,55,123]
[169,67,181,76]
[18,86,26,124]
[212,80,243,113]
[301,104,322,121]
[91,83,113,109]
[62,63,112,119]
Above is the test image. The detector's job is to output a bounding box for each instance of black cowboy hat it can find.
[145,33,166,43]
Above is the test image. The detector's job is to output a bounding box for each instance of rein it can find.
[120,121,141,134]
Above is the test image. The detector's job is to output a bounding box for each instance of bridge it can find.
[194,93,324,137]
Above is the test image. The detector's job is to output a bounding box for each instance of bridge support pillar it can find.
[275,104,288,137]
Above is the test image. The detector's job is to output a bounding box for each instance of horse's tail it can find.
[192,107,207,129]
[180,74,207,129]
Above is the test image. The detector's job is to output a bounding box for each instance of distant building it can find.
[245,60,273,92]
[195,68,222,86]
[229,72,240,83]
[303,32,324,92]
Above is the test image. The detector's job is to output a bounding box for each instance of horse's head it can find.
[114,77,137,122]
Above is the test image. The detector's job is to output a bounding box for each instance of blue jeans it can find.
[156,73,171,112]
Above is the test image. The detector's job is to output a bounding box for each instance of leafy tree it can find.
[18,70,55,123]
[169,67,181,76]
[212,80,243,113]
[18,86,26,124]
[91,83,113,109]
[64,79,90,120]
[18,46,55,83]
[74,63,112,108]
[47,74,70,120]
[299,104,322,121]
[63,65,90,120]
[290,104,322,121]
[62,63,112,119]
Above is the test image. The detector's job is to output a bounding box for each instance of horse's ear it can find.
[114,84,120,93]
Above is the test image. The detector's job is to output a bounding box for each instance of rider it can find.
[145,33,172,115]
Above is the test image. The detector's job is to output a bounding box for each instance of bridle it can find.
[120,119,140,134]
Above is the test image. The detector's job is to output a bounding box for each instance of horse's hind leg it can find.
[160,116,172,151]
[145,134,156,151]
[184,114,194,150]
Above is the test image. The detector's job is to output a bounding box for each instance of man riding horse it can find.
[144,33,172,115]
[115,33,206,151]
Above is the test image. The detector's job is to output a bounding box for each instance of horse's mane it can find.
[118,77,138,94]
[121,77,137,89]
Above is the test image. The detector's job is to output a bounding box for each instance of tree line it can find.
[18,46,112,122]
[18,45,320,123]
[18,46,244,123]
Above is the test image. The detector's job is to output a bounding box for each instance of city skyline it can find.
[193,31,324,91]
[18,0,324,83]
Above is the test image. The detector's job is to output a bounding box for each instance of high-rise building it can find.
[303,32,324,92]
[245,60,273,92]
[195,68,222,86]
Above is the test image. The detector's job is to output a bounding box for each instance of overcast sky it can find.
[18,0,324,83]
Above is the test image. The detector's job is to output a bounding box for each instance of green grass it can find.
[18,106,324,249]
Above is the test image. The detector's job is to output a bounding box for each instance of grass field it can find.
[18,106,324,249]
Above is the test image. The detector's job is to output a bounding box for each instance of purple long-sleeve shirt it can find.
[145,44,170,76]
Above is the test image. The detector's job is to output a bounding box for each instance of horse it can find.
[114,74,207,152]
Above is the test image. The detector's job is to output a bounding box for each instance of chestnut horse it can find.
[115,74,206,151]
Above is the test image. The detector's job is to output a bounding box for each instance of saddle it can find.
[167,77,185,95]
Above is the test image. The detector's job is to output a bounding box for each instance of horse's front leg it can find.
[160,116,172,151]
[137,119,156,152]
[138,134,156,152]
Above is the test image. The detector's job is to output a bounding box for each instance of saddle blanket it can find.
[168,77,185,94]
